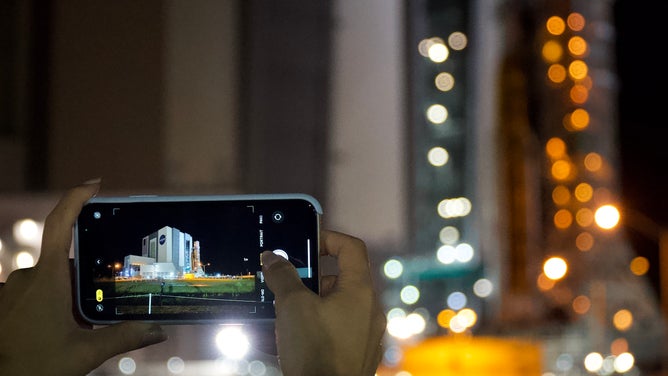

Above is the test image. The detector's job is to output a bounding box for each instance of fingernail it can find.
[141,324,167,347]
[261,251,280,269]
[82,177,102,185]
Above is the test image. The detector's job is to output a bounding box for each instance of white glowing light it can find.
[118,357,137,375]
[387,312,426,339]
[543,257,568,280]
[602,356,616,374]
[447,291,467,310]
[427,147,449,166]
[439,226,459,244]
[448,31,468,50]
[454,243,474,262]
[437,245,456,264]
[613,352,634,373]
[595,205,620,229]
[428,42,449,63]
[387,316,413,339]
[383,259,404,279]
[216,326,250,359]
[437,197,472,218]
[584,352,603,372]
[15,251,35,269]
[449,315,467,333]
[13,219,43,248]
[473,278,493,298]
[387,307,407,320]
[426,104,448,124]
[400,285,420,305]
[405,313,426,335]
[435,72,455,92]
[0,237,3,253]
[167,356,185,374]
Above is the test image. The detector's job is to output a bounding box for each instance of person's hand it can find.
[0,180,167,375]
[261,230,386,376]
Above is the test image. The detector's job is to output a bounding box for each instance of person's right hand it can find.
[261,230,386,376]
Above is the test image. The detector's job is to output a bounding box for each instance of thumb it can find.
[82,322,167,366]
[261,251,310,297]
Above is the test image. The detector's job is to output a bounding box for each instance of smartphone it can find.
[74,193,321,325]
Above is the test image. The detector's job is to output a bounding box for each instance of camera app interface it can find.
[76,198,319,321]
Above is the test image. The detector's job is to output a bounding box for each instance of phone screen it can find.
[75,194,321,324]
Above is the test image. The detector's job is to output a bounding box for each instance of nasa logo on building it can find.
[159,234,166,245]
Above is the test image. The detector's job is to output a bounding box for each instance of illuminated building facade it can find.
[121,226,196,279]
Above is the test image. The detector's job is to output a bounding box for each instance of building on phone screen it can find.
[123,226,202,279]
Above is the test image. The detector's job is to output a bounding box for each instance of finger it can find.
[261,251,311,298]
[38,179,101,267]
[320,230,372,284]
[320,275,337,296]
[78,322,166,369]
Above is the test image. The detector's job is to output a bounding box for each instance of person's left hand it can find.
[0,179,167,375]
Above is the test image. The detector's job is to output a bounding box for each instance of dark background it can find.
[615,1,668,295]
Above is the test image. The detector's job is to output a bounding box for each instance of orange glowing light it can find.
[546,137,566,158]
[554,209,573,229]
[572,295,591,314]
[542,40,563,63]
[570,84,589,104]
[613,309,633,331]
[437,309,457,328]
[552,185,571,205]
[570,108,590,131]
[568,36,588,56]
[576,232,594,251]
[546,16,566,35]
[630,256,650,276]
[574,182,593,202]
[401,336,542,376]
[547,64,567,83]
[584,152,603,172]
[568,60,588,80]
[537,273,556,291]
[567,12,586,32]
[551,160,572,180]
[610,338,629,356]
[576,208,594,227]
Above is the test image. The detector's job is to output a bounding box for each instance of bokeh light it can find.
[435,72,455,92]
[575,232,595,251]
[543,257,568,280]
[473,278,493,298]
[400,285,420,305]
[384,259,404,279]
[427,147,449,166]
[595,204,620,230]
[426,104,448,124]
[546,16,566,35]
[613,309,633,331]
[428,42,449,63]
[629,256,649,276]
[447,31,468,50]
[15,251,35,269]
[584,352,603,372]
[216,326,250,359]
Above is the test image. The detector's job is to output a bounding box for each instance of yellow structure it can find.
[396,336,542,376]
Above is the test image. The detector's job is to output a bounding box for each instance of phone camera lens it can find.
[272,211,284,223]
[93,211,102,219]
[95,304,104,312]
